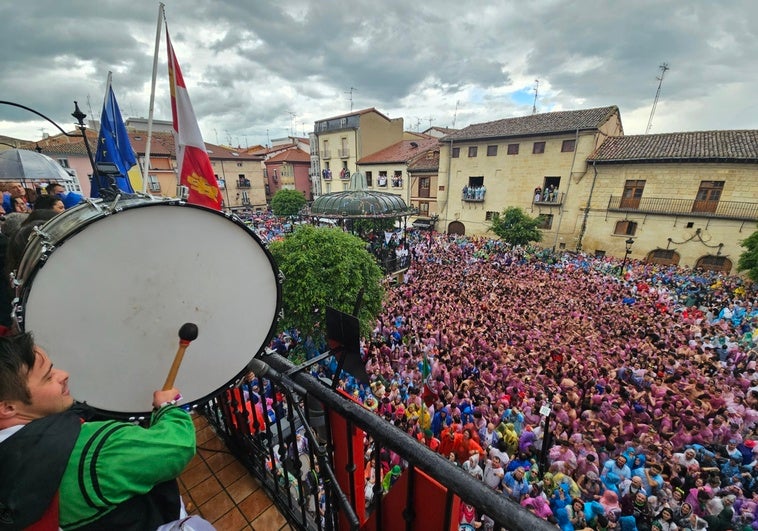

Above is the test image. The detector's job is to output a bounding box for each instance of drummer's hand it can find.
[153,388,181,409]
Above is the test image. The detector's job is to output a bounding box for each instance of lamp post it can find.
[0,100,97,178]
[620,237,634,277]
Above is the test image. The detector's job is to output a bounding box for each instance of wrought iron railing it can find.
[533,192,564,206]
[607,195,758,221]
[462,189,486,202]
[201,352,557,531]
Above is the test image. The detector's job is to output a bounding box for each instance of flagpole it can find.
[142,2,164,194]
[94,71,114,195]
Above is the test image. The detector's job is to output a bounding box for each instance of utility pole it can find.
[646,63,670,134]
[345,87,358,112]
[532,79,539,114]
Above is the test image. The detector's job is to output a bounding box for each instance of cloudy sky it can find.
[1,0,756,149]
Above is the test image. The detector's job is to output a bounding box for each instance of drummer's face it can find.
[16,347,74,421]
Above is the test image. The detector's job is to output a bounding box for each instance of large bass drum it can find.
[14,197,281,418]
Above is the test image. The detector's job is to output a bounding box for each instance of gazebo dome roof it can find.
[307,171,416,219]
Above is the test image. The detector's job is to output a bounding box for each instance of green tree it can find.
[270,189,306,217]
[268,225,385,340]
[738,230,758,281]
[489,207,544,246]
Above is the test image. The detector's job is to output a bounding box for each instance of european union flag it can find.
[92,80,137,197]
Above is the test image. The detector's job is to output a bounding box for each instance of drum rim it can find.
[15,200,283,419]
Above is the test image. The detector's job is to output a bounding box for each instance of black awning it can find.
[412,218,434,229]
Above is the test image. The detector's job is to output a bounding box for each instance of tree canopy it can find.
[489,207,544,246]
[268,225,385,340]
[270,189,306,217]
[738,229,758,281]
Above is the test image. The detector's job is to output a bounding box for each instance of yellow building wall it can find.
[214,159,266,209]
[315,110,404,195]
[359,114,403,158]
[579,162,758,270]
[438,131,600,237]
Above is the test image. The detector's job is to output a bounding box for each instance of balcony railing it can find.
[607,195,758,221]
[533,192,564,206]
[201,351,555,531]
[237,180,251,189]
[321,150,332,159]
[338,148,350,158]
[462,187,486,202]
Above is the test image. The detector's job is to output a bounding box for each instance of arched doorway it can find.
[695,255,732,274]
[448,221,465,235]
[646,248,680,266]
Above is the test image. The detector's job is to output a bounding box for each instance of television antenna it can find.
[345,87,358,112]
[646,63,670,134]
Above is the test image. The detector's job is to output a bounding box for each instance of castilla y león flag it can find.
[166,28,222,210]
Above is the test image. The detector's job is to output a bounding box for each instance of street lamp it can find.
[0,100,97,177]
[620,237,634,276]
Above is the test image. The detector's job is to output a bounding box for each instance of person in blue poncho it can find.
[48,182,84,209]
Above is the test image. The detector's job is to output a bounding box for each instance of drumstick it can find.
[162,323,199,391]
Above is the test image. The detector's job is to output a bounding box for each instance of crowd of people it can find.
[4,187,757,530]
[307,231,758,531]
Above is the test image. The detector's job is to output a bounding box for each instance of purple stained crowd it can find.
[279,230,756,531]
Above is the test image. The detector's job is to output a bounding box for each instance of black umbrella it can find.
[0,148,75,182]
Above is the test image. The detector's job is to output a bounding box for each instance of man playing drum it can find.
[0,332,209,530]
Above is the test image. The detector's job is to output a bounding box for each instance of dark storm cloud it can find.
[1,0,756,144]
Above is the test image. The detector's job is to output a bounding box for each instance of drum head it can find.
[20,202,281,418]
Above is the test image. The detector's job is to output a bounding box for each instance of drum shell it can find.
[15,199,281,419]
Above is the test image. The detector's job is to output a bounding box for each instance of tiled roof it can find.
[442,106,619,141]
[408,148,440,172]
[588,130,758,163]
[266,148,310,163]
[358,138,440,164]
[129,131,175,156]
[317,107,391,123]
[203,142,263,161]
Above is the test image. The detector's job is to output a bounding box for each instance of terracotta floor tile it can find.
[198,491,236,523]
[188,476,223,506]
[205,449,237,470]
[195,425,216,446]
[238,489,273,521]
[193,414,209,428]
[215,460,248,486]
[211,507,250,530]
[226,474,259,504]
[180,415,287,528]
[251,505,288,530]
[182,452,206,474]
[200,436,227,452]
[180,461,212,490]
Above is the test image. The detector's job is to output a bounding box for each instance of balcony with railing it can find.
[237,178,252,189]
[338,148,350,159]
[321,150,332,160]
[462,186,486,202]
[533,192,564,206]
[607,195,758,221]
